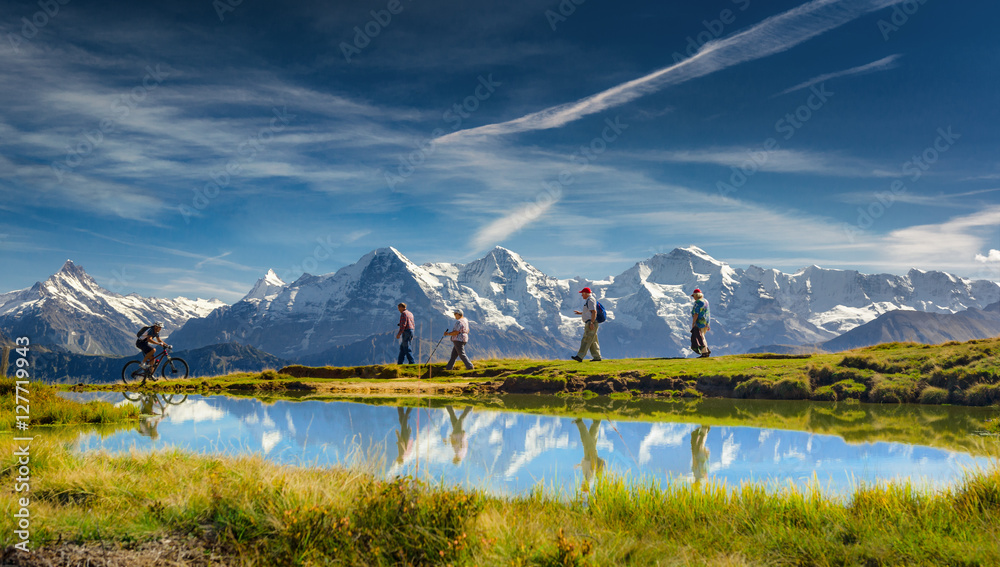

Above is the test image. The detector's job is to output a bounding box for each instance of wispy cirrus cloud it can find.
[468,199,558,255]
[775,54,902,97]
[0,23,421,221]
[438,0,906,142]
[836,187,1000,207]
[879,205,1000,270]
[633,147,896,178]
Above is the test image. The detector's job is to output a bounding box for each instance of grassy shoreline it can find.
[5,341,1000,565]
[0,378,140,432]
[68,338,1000,408]
[2,437,998,566]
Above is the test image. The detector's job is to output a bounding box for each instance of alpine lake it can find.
[57,390,999,500]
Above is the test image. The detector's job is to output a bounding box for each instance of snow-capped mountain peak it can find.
[48,259,103,294]
[16,248,998,362]
[242,269,287,302]
[0,261,226,356]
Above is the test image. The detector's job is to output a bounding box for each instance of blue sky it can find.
[2,0,998,302]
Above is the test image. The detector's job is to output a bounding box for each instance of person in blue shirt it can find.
[690,289,711,358]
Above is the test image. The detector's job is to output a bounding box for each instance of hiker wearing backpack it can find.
[135,322,169,369]
[572,287,603,362]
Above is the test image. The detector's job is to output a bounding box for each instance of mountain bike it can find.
[121,346,189,384]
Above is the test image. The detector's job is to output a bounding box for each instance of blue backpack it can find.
[596,302,607,324]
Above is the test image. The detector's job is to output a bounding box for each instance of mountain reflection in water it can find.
[60,392,998,498]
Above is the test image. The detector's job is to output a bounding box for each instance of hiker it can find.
[690,288,711,357]
[691,425,710,483]
[396,303,415,364]
[446,405,472,464]
[395,407,414,465]
[571,287,602,362]
[574,418,606,492]
[444,309,474,370]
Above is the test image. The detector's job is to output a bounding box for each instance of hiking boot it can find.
[571,355,583,362]
[590,358,602,362]
[699,351,711,358]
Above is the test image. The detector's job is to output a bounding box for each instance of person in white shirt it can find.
[444,309,474,370]
[571,287,602,362]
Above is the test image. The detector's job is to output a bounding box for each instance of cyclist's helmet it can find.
[153,321,164,328]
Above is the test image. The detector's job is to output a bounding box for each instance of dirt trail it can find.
[305,379,475,395]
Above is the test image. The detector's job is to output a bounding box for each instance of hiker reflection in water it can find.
[574,418,606,492]
[446,405,472,465]
[136,394,165,440]
[691,425,710,483]
[129,393,186,441]
[395,407,414,465]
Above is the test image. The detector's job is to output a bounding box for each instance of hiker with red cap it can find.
[571,287,602,362]
[690,288,711,358]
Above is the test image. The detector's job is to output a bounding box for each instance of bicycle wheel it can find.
[161,357,189,380]
[162,393,188,405]
[122,360,145,384]
[123,391,145,402]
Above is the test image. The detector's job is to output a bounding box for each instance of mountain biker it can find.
[136,321,169,370]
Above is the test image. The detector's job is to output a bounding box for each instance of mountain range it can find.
[2,248,998,369]
[4,342,291,384]
[171,246,999,361]
[0,261,224,356]
[820,301,1000,352]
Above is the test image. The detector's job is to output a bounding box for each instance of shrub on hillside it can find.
[918,386,949,405]
[808,364,868,388]
[966,384,1000,407]
[840,355,904,374]
[868,374,917,404]
[733,377,772,399]
[774,377,811,400]
[831,379,867,400]
[811,385,837,402]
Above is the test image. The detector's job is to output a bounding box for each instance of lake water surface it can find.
[60,392,998,499]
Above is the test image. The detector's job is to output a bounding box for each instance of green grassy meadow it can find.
[3,338,998,565]
[1,435,998,566]
[71,338,1000,408]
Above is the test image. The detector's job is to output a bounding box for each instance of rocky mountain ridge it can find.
[3,250,997,364]
[0,261,224,356]
[170,246,1000,362]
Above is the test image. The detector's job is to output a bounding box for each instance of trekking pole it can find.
[424,329,448,380]
[425,330,448,364]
